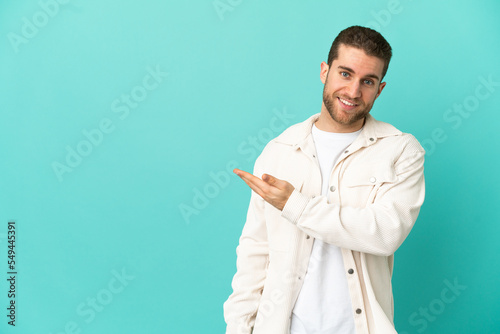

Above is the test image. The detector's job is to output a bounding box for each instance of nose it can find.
[345,81,361,99]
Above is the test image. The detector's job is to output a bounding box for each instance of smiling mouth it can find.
[337,97,359,109]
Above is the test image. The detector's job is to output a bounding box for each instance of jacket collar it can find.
[274,113,402,154]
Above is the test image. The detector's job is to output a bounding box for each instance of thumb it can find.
[262,174,278,185]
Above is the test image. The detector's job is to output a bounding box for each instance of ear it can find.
[320,61,329,85]
[375,81,387,100]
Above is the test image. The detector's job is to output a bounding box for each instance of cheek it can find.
[363,90,379,103]
[326,82,344,95]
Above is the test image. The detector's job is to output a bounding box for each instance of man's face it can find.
[319,44,387,132]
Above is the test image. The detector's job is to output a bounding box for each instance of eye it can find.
[340,71,350,78]
[363,79,374,85]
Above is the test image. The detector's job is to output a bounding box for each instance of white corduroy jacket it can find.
[224,113,425,334]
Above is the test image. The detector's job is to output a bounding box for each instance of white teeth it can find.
[339,98,356,106]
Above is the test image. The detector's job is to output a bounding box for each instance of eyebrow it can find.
[337,65,380,82]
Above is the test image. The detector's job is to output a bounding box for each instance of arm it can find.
[282,147,425,256]
[224,156,269,334]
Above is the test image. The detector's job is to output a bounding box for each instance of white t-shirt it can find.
[290,122,362,334]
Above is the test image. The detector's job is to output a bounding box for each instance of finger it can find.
[233,168,254,179]
[234,169,269,194]
[239,177,266,198]
[239,173,269,194]
[262,173,286,189]
[234,169,269,189]
[235,169,278,189]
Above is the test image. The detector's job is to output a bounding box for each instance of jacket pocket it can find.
[341,159,397,205]
[342,159,397,187]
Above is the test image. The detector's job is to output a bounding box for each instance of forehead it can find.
[333,44,385,79]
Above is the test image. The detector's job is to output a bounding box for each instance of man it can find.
[224,26,425,334]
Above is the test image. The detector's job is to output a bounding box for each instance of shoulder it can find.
[368,115,425,153]
[272,113,319,146]
[253,114,318,172]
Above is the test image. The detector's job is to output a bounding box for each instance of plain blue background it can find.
[1,0,499,333]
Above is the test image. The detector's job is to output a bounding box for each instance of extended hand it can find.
[233,168,295,211]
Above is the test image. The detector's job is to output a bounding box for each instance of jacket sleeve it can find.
[281,138,425,257]
[223,154,269,334]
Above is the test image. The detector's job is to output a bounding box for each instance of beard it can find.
[322,88,374,126]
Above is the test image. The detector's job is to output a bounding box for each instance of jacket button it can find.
[356,308,362,314]
[369,137,374,141]
[348,269,354,274]
[306,235,310,239]
[369,177,376,183]
[329,185,336,192]
[344,150,349,154]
